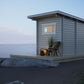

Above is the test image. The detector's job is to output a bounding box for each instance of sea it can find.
[0,44,36,58]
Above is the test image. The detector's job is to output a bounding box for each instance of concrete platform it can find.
[10,54,84,62]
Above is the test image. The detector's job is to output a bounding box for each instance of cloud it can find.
[0,26,36,44]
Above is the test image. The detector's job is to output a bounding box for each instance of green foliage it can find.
[48,37,60,49]
[48,37,54,48]
[53,41,61,49]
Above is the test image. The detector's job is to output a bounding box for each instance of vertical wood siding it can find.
[77,21,84,55]
[63,17,75,56]
[37,16,62,55]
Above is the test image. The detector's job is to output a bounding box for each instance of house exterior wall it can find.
[37,16,62,55]
[37,15,84,56]
[62,17,76,56]
[77,21,84,55]
[62,17,84,57]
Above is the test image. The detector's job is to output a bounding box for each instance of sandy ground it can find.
[0,59,84,84]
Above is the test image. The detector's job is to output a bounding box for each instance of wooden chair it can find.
[48,41,61,56]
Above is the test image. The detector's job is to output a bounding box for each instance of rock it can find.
[0,58,5,63]
[0,58,6,66]
[5,80,24,84]
[0,59,2,63]
[1,58,59,68]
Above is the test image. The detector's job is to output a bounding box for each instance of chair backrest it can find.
[52,41,61,49]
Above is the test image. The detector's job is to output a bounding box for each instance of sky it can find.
[0,0,84,44]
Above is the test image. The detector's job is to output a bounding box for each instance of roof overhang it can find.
[27,10,84,22]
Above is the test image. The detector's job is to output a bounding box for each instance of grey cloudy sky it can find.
[0,26,36,44]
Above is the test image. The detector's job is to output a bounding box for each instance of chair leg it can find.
[52,51,54,56]
[55,50,58,56]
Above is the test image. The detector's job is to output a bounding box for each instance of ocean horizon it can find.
[0,44,36,58]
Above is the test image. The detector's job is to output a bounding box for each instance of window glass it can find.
[43,23,56,34]
[44,28,48,32]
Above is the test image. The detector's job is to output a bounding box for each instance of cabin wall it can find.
[37,15,84,56]
[62,17,75,56]
[62,17,84,57]
[37,16,62,55]
[76,21,84,55]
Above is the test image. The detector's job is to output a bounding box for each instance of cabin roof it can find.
[28,10,84,22]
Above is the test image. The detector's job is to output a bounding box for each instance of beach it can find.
[0,59,84,84]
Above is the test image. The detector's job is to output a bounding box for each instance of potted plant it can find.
[48,37,54,48]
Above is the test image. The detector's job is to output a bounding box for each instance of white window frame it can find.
[42,22,56,35]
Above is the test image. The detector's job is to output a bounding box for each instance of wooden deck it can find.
[10,54,84,62]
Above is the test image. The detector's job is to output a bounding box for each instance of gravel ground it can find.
[0,59,84,84]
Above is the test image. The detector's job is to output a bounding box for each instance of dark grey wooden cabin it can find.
[28,10,84,57]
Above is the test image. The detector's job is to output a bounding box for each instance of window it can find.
[42,23,56,34]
